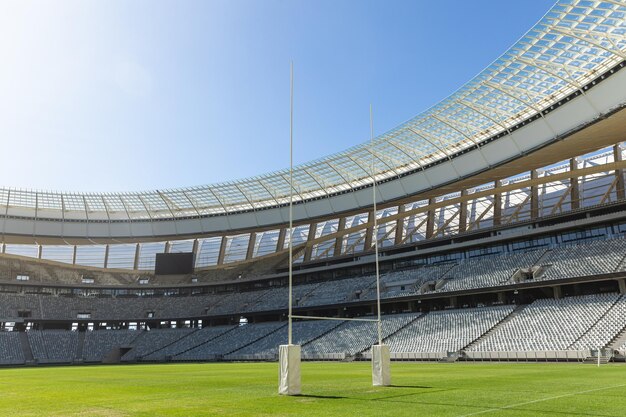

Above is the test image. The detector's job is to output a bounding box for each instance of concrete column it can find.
[493,180,502,226]
[394,205,406,245]
[164,241,171,253]
[449,296,458,308]
[618,279,626,295]
[570,158,580,210]
[133,243,140,270]
[103,244,110,269]
[72,245,77,265]
[364,211,375,250]
[425,197,436,239]
[459,190,468,233]
[303,223,317,262]
[276,228,286,252]
[191,239,200,268]
[553,286,562,299]
[530,170,540,220]
[334,217,346,256]
[217,236,227,265]
[614,144,625,201]
[245,232,256,260]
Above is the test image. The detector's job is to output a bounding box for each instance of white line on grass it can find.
[457,383,626,417]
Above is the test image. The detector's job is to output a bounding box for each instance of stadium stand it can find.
[83,330,139,362]
[384,306,514,356]
[468,294,620,352]
[227,319,341,360]
[121,328,196,361]
[0,332,25,365]
[174,322,285,361]
[301,314,418,359]
[143,325,237,361]
[28,330,78,364]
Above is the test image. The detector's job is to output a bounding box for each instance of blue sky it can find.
[0,0,556,192]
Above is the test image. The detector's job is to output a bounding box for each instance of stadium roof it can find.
[1,0,625,222]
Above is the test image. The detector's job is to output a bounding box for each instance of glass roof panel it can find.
[0,0,622,220]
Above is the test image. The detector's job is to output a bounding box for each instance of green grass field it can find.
[0,362,624,416]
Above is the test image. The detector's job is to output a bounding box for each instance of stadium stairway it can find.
[606,321,626,351]
[165,326,241,359]
[461,304,527,352]
[18,332,33,364]
[566,295,623,350]
[532,248,552,270]
[223,323,287,356]
[295,283,325,307]
[613,251,626,273]
[351,313,423,358]
[136,328,202,360]
[291,320,345,350]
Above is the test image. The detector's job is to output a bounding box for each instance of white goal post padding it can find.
[372,344,391,386]
[278,344,301,395]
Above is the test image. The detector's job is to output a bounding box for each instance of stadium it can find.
[1,0,626,415]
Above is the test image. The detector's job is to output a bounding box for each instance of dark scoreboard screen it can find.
[155,252,195,275]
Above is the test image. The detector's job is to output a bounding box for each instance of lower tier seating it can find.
[2,292,626,365]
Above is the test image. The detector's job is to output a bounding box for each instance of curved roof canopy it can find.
[2,0,625,221]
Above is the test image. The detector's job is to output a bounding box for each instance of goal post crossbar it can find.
[289,314,380,323]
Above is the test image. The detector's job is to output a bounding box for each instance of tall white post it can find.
[279,61,301,396]
[370,104,391,386]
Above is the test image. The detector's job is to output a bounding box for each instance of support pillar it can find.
[278,344,301,395]
[458,190,468,233]
[493,180,502,226]
[394,205,406,245]
[530,170,539,220]
[372,344,391,386]
[103,244,109,269]
[553,286,562,300]
[618,279,626,295]
[425,197,435,239]
[217,236,227,265]
[614,144,625,201]
[497,292,506,304]
[303,223,317,262]
[245,232,256,260]
[276,228,286,252]
[570,158,580,210]
[334,217,346,256]
[191,239,200,265]
[133,243,140,270]
[364,211,374,251]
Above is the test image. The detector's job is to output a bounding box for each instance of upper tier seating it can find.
[439,251,544,292]
[538,238,626,281]
[298,276,377,307]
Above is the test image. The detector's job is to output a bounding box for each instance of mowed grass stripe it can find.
[0,362,624,416]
